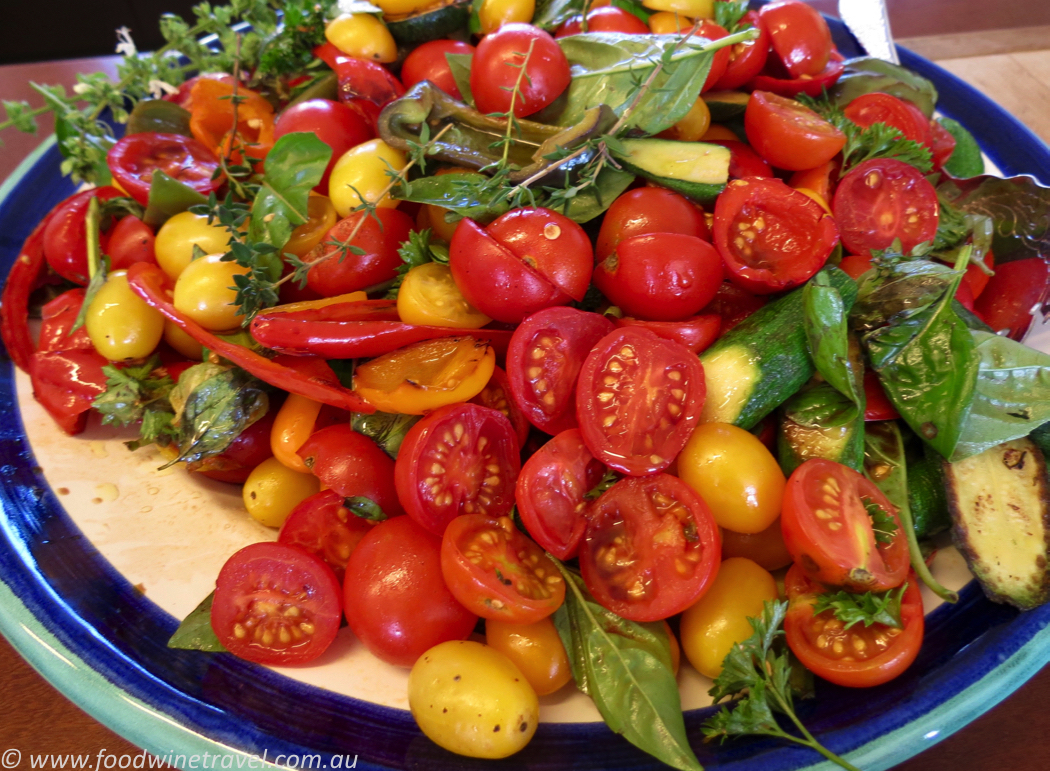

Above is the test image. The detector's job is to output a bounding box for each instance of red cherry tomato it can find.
[471,24,570,118]
[973,258,1050,340]
[298,424,404,518]
[960,250,994,299]
[580,474,721,622]
[556,6,649,36]
[833,158,940,256]
[278,489,374,583]
[305,209,413,296]
[744,91,846,172]
[843,93,933,148]
[506,306,614,435]
[469,365,530,449]
[274,99,372,190]
[954,274,976,312]
[594,233,724,321]
[343,516,477,667]
[42,187,121,285]
[211,542,342,665]
[713,178,839,294]
[192,408,277,484]
[577,327,706,475]
[614,314,721,355]
[930,119,957,170]
[863,369,900,421]
[107,132,222,206]
[107,215,157,271]
[781,458,910,593]
[759,0,833,78]
[400,40,476,100]
[333,56,405,132]
[784,564,924,688]
[596,187,710,263]
[441,514,566,623]
[748,51,844,98]
[702,281,767,332]
[516,428,606,560]
[695,21,731,92]
[839,253,874,281]
[485,207,593,301]
[395,403,520,536]
[707,139,773,179]
[713,11,769,91]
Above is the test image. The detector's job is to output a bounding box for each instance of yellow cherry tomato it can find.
[85,270,165,362]
[163,319,204,360]
[700,124,740,142]
[648,11,694,33]
[270,394,324,473]
[328,139,406,217]
[478,0,536,34]
[325,14,397,63]
[371,0,435,16]
[242,456,321,528]
[409,640,538,759]
[485,617,572,696]
[677,422,786,534]
[172,253,250,331]
[660,96,711,142]
[397,263,491,329]
[354,337,496,414]
[154,211,230,281]
[284,195,339,259]
[679,557,779,678]
[643,0,713,19]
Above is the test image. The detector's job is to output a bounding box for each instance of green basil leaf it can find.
[850,260,955,331]
[951,330,1050,460]
[247,132,332,274]
[345,496,388,522]
[553,566,702,771]
[555,165,636,223]
[168,592,227,652]
[445,53,476,108]
[803,276,862,405]
[938,117,984,178]
[143,169,209,228]
[532,0,586,30]
[351,411,421,459]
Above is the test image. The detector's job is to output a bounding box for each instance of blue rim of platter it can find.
[2,12,1050,771]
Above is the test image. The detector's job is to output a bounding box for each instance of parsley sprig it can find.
[862,496,900,545]
[384,229,450,299]
[93,355,178,450]
[714,0,750,32]
[812,585,907,631]
[703,601,862,771]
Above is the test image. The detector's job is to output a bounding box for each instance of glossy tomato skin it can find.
[695,22,731,92]
[506,306,615,435]
[614,314,721,355]
[713,11,769,90]
[577,327,706,475]
[781,459,909,592]
[485,207,593,301]
[274,99,372,190]
[707,140,773,179]
[713,178,839,294]
[843,92,933,149]
[193,408,277,483]
[395,403,521,535]
[107,132,222,206]
[298,424,404,518]
[516,428,606,559]
[973,258,1049,340]
[400,40,476,100]
[759,0,832,78]
[595,233,724,321]
[306,208,413,296]
[211,542,342,665]
[745,91,845,172]
[441,514,566,623]
[784,564,924,688]
[929,119,957,169]
[469,365,530,448]
[43,187,121,285]
[333,55,405,132]
[863,369,900,421]
[580,474,721,622]
[471,24,570,118]
[833,158,939,255]
[748,52,844,98]
[107,215,158,271]
[703,281,767,332]
[556,6,649,36]
[596,187,709,263]
[449,217,570,324]
[278,489,373,583]
[343,516,477,667]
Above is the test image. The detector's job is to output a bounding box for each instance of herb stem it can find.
[500,38,537,168]
[767,685,863,771]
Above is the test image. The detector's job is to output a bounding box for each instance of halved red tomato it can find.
[469,365,530,449]
[781,458,909,592]
[614,314,721,355]
[516,429,607,560]
[744,92,845,172]
[748,51,844,98]
[394,403,520,535]
[211,542,342,665]
[576,327,706,475]
[278,489,374,583]
[580,474,721,622]
[506,306,614,435]
[107,132,222,206]
[713,11,769,91]
[843,92,933,149]
[784,564,924,688]
[441,514,566,623]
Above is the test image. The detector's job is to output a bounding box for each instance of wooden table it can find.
[3,3,1050,769]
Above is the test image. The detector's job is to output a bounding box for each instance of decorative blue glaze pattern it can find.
[1,13,1049,771]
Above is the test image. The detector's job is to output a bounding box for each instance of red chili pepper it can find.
[125,262,376,413]
[250,301,514,359]
[38,288,94,354]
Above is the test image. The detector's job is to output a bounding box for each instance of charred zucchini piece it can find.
[385,0,472,44]
[945,437,1050,610]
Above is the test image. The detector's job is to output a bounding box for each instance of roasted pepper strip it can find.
[126,263,374,413]
[250,300,513,359]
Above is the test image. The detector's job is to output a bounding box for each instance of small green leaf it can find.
[938,117,984,178]
[812,585,906,630]
[143,169,209,228]
[345,496,388,522]
[168,592,227,652]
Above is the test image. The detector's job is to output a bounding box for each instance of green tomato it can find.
[85,269,165,361]
[409,640,538,759]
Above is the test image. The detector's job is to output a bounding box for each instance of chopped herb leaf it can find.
[812,584,907,631]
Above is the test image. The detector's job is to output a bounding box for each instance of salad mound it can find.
[2,0,1050,769]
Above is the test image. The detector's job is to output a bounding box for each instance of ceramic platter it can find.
[2,11,1050,771]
